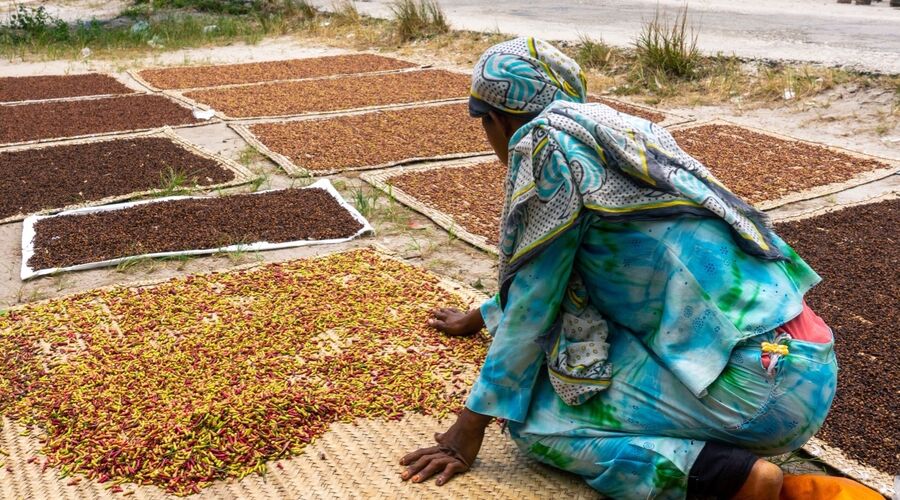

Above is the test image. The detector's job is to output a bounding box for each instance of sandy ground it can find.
[312,0,900,74]
[0,36,898,308]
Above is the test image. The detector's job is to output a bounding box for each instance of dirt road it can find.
[313,0,900,74]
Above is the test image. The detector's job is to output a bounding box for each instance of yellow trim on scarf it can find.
[512,182,536,201]
[627,130,657,187]
[510,211,580,264]
[527,37,580,98]
[567,288,586,309]
[533,136,549,157]
[549,335,604,374]
[549,368,612,386]
[584,199,701,213]
[738,224,771,251]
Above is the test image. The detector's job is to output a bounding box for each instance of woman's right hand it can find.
[427,308,485,337]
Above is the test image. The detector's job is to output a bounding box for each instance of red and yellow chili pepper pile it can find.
[0,249,488,495]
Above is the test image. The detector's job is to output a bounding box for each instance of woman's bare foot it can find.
[427,308,484,337]
[733,460,783,499]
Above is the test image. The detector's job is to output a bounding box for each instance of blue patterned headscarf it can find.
[469,39,785,285]
[469,37,587,118]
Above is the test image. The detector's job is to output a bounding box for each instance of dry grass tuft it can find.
[390,0,449,41]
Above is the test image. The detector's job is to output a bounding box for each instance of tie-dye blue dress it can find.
[469,212,837,500]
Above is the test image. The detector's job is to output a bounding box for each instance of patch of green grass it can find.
[378,185,410,225]
[249,174,271,191]
[0,2,314,59]
[390,0,449,41]
[349,186,380,218]
[157,167,195,197]
[749,64,853,101]
[14,287,47,304]
[116,256,153,273]
[155,254,195,270]
[633,5,700,81]
[576,34,616,71]
[238,146,263,167]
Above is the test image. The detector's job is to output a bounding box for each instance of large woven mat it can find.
[0,414,596,499]
[165,87,467,123]
[361,158,499,255]
[0,96,216,149]
[0,74,140,107]
[669,119,900,211]
[129,60,425,94]
[778,194,898,497]
[0,127,254,225]
[0,247,596,499]
[228,104,490,177]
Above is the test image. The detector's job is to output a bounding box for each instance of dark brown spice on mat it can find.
[185,69,469,118]
[250,103,489,173]
[389,161,505,246]
[590,97,666,123]
[0,94,200,144]
[138,54,416,90]
[776,199,899,473]
[0,73,133,103]
[0,137,234,220]
[672,125,891,205]
[29,188,364,270]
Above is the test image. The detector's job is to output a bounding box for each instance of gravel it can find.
[184,69,469,118]
[249,103,489,173]
[0,74,133,103]
[0,94,200,145]
[672,124,891,205]
[776,199,899,474]
[389,161,506,245]
[0,136,235,220]
[137,54,416,89]
[28,188,364,270]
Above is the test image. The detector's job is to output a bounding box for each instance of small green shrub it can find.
[332,0,361,26]
[634,5,699,79]
[2,5,70,43]
[391,0,448,41]
[576,34,614,71]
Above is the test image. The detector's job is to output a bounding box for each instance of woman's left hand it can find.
[399,409,492,486]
